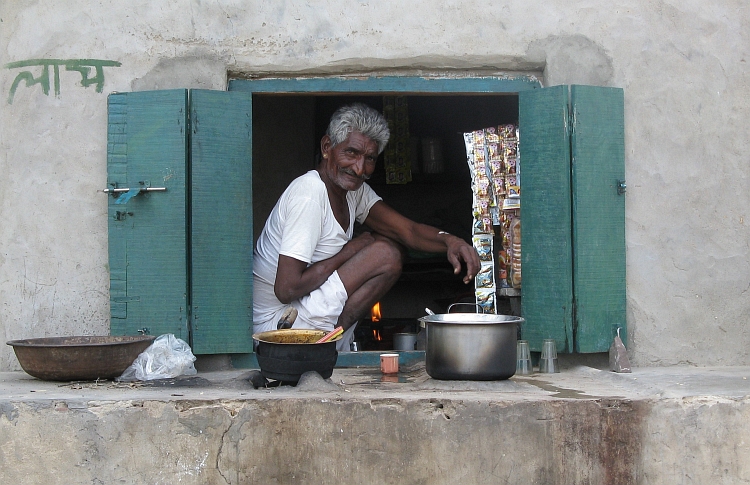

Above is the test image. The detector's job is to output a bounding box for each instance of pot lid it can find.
[418,314,524,325]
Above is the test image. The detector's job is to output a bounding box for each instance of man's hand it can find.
[443,234,481,284]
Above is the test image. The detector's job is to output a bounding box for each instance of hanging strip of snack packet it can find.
[468,123,522,295]
[508,216,522,288]
[475,261,495,289]
[466,130,495,236]
[472,234,493,262]
[476,289,497,314]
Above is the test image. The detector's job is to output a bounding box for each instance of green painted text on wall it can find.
[4,58,121,104]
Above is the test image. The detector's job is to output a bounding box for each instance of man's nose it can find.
[351,155,365,175]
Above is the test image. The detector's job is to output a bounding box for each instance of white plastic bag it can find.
[118,334,197,381]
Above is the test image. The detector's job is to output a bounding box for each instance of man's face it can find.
[320,131,379,192]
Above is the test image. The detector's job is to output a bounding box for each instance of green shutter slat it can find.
[107,90,189,339]
[570,85,627,352]
[190,90,254,354]
[519,86,574,353]
[107,94,129,324]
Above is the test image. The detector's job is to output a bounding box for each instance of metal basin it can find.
[6,335,156,381]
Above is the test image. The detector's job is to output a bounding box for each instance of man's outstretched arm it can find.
[363,201,481,284]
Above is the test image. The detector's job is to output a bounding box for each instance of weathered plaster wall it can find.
[2,395,750,484]
[1,0,748,369]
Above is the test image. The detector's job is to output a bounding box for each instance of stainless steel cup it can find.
[393,333,417,351]
[539,339,559,373]
[516,340,533,375]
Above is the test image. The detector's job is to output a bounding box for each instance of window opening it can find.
[252,93,520,350]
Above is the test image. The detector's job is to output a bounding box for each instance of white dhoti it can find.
[253,270,357,352]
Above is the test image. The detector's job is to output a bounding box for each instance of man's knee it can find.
[371,237,404,275]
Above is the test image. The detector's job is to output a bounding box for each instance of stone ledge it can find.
[2,365,750,484]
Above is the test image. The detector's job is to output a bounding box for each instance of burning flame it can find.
[372,329,382,341]
[371,302,381,322]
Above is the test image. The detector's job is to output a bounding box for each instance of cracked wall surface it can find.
[1,396,749,484]
[1,0,749,368]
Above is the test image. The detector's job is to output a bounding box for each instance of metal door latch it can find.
[102,187,167,195]
[617,180,627,195]
[102,183,167,205]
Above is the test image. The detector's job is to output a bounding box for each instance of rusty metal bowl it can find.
[6,335,156,381]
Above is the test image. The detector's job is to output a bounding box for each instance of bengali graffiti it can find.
[4,58,121,104]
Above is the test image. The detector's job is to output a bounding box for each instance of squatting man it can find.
[253,103,480,350]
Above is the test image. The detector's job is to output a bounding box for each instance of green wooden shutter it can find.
[107,90,189,338]
[570,85,626,352]
[190,90,254,353]
[519,85,626,353]
[519,85,575,352]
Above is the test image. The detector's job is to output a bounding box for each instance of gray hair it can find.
[326,103,391,154]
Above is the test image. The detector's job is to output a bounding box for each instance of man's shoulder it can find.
[287,170,325,193]
[349,181,381,203]
[280,171,324,198]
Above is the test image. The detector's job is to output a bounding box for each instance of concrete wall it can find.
[1,0,748,369]
[2,394,750,484]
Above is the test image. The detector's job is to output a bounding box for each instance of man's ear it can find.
[320,135,333,158]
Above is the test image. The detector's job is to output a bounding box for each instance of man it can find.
[253,103,480,350]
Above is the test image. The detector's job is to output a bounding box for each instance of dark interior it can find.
[253,94,519,349]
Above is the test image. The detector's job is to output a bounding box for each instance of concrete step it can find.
[2,364,750,484]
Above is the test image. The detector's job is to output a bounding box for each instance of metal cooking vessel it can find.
[419,313,524,380]
[252,329,341,383]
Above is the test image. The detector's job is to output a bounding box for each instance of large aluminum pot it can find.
[419,313,524,380]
